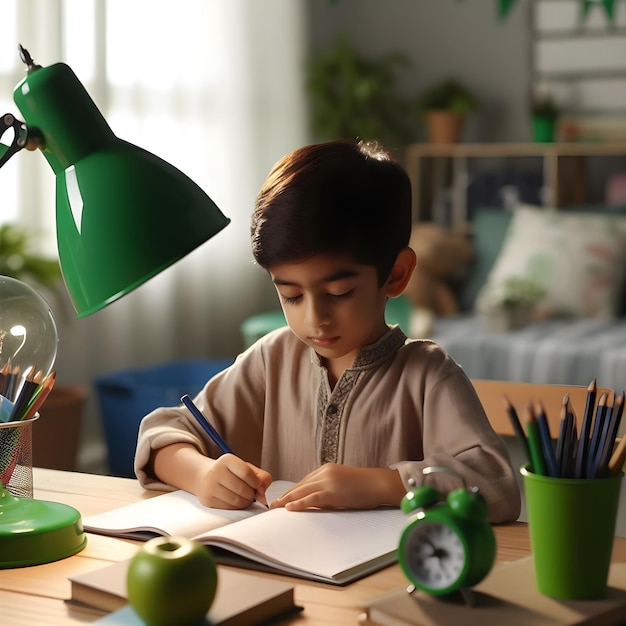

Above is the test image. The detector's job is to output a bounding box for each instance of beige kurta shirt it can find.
[135,325,521,523]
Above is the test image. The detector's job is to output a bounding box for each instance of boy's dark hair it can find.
[251,139,412,285]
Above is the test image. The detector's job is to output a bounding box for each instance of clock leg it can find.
[459,586,475,607]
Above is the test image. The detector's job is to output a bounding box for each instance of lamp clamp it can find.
[0,113,42,169]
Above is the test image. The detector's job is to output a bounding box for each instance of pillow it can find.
[475,204,626,319]
[458,207,513,311]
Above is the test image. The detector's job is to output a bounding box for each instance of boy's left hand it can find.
[269,464,405,511]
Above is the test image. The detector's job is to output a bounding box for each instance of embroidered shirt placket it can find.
[319,371,359,464]
[316,326,408,465]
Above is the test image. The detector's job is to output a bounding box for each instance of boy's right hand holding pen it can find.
[152,394,272,509]
[194,453,271,509]
[152,441,271,509]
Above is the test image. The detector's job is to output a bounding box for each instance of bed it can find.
[426,203,626,393]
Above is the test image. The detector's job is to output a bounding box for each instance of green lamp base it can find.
[0,482,87,568]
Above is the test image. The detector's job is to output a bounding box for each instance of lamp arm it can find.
[0,113,42,169]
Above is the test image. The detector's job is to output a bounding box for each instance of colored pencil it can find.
[523,404,547,476]
[0,362,8,398]
[609,429,626,476]
[589,397,614,479]
[556,394,571,476]
[535,402,559,477]
[8,365,36,422]
[564,393,579,466]
[594,392,624,478]
[504,395,530,461]
[21,371,56,422]
[587,393,609,478]
[575,379,597,478]
[558,405,576,478]
[4,363,20,402]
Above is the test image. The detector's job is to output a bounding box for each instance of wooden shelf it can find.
[405,142,626,228]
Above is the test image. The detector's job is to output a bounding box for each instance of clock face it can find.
[401,520,468,591]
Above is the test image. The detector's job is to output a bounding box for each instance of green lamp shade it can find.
[13,61,230,317]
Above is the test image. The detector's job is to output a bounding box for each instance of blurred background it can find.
[1,0,623,474]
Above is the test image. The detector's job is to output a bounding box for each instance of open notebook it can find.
[82,481,406,585]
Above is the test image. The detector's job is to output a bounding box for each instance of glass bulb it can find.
[0,276,58,406]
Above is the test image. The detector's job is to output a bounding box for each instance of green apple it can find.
[127,535,218,626]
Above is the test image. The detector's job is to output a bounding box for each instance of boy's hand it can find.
[195,454,272,509]
[269,464,405,511]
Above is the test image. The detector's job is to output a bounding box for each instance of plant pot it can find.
[32,386,86,471]
[532,115,557,143]
[485,306,533,332]
[426,111,465,144]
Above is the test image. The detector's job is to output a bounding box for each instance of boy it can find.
[135,139,521,523]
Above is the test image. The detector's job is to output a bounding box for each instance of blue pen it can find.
[181,394,233,455]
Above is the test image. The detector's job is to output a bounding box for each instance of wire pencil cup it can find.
[0,415,37,497]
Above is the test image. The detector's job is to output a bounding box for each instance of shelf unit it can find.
[405,142,626,229]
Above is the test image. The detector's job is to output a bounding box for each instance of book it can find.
[359,557,626,626]
[67,559,300,625]
[82,480,406,585]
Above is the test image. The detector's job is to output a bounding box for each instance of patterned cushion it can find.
[475,204,626,319]
[458,208,512,311]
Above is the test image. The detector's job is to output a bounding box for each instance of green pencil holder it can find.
[521,464,623,600]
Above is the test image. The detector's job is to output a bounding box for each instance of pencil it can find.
[555,402,571,478]
[564,393,579,466]
[4,363,20,402]
[9,365,36,422]
[609,430,626,476]
[535,402,558,477]
[556,405,575,478]
[180,394,233,455]
[575,379,596,478]
[21,371,56,421]
[504,395,530,461]
[595,392,624,478]
[0,362,9,398]
[523,405,547,476]
[587,393,608,479]
[589,398,614,480]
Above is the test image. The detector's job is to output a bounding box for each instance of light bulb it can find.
[0,276,58,406]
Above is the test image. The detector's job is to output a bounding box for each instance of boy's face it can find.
[269,253,390,372]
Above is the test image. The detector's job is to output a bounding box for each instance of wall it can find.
[306,0,533,144]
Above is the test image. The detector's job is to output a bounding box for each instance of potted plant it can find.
[0,223,66,311]
[531,93,561,143]
[477,275,546,332]
[0,222,86,470]
[305,36,417,148]
[418,78,478,144]
[530,82,561,143]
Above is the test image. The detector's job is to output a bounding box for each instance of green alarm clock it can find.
[398,466,496,599]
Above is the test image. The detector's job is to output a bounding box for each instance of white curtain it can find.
[2,0,309,469]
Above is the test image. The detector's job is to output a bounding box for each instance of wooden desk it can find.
[2,469,626,626]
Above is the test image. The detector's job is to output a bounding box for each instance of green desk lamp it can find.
[0,45,230,567]
[1,44,230,317]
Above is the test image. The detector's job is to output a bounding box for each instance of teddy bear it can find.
[403,222,473,337]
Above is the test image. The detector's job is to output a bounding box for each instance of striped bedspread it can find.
[430,314,626,393]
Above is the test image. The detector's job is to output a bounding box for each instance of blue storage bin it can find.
[95,358,233,477]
